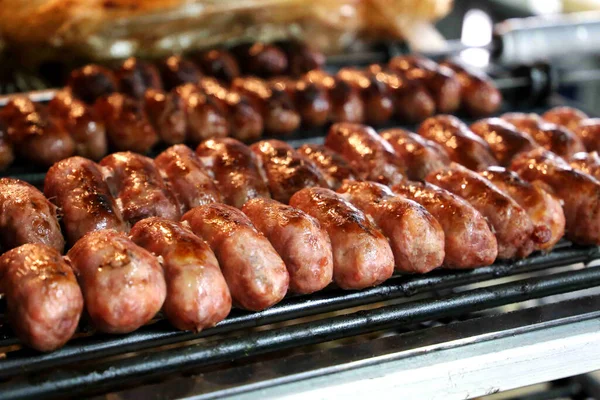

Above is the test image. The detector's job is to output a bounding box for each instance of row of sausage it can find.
[0,53,501,170]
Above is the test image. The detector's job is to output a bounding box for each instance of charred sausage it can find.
[182,204,289,311]
[67,65,118,105]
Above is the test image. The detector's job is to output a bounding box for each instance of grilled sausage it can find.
[175,83,229,142]
[304,70,365,123]
[325,122,405,185]
[271,77,330,127]
[380,128,450,181]
[48,90,108,160]
[1,96,76,166]
[392,181,497,268]
[231,43,288,77]
[159,56,202,89]
[232,77,300,135]
[573,118,600,153]
[569,151,600,181]
[274,40,325,76]
[297,144,358,189]
[94,93,159,153]
[45,156,128,245]
[100,152,180,224]
[389,55,461,113]
[418,115,497,171]
[470,118,538,167]
[117,57,163,99]
[367,64,436,123]
[182,204,289,311]
[143,88,187,144]
[155,145,222,213]
[337,68,394,125]
[0,178,64,253]
[440,60,502,117]
[198,77,263,141]
[130,218,231,331]
[251,139,328,203]
[242,198,333,294]
[196,138,270,208]
[426,163,541,259]
[338,180,445,273]
[289,187,394,289]
[0,119,15,171]
[542,106,588,132]
[502,112,585,158]
[67,229,166,333]
[480,166,563,251]
[0,244,83,352]
[510,148,600,245]
[192,49,240,82]
[67,65,118,104]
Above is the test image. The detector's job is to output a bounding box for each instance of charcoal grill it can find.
[1,45,600,400]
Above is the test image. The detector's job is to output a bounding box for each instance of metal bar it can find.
[0,244,593,381]
[3,265,600,400]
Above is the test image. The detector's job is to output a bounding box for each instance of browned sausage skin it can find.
[569,151,600,181]
[274,40,325,76]
[67,65,118,105]
[67,229,166,333]
[45,156,128,245]
[100,152,180,224]
[0,178,64,253]
[325,122,406,185]
[542,106,588,132]
[271,77,330,128]
[192,49,240,82]
[289,187,394,289]
[337,68,394,125]
[426,163,542,259]
[573,118,600,153]
[242,198,333,294]
[0,244,83,352]
[159,56,203,89]
[304,70,365,124]
[143,88,187,145]
[130,218,231,331]
[48,90,108,160]
[117,57,163,99]
[337,180,445,274]
[94,93,159,153]
[251,139,328,203]
[418,115,497,171]
[510,148,600,245]
[480,166,564,251]
[196,138,270,208]
[0,120,14,170]
[182,204,289,311]
[155,145,222,213]
[392,181,497,268]
[470,118,538,167]
[297,144,358,189]
[440,60,502,117]
[174,84,229,143]
[380,128,450,181]
[231,43,288,77]
[502,112,585,158]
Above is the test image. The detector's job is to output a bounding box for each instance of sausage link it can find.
[182,204,289,311]
[324,122,405,185]
[542,106,588,132]
[48,90,108,160]
[418,115,497,171]
[67,65,118,105]
[297,144,358,189]
[392,181,497,268]
[271,77,330,128]
[117,57,163,99]
[94,93,159,153]
[304,70,365,124]
[192,49,240,82]
[100,152,180,224]
[251,139,328,203]
[0,177,64,253]
[337,68,394,125]
[0,244,83,352]
[231,43,288,77]
[155,145,222,213]
[159,56,203,89]
[0,120,15,171]
[174,84,229,143]
[573,118,600,153]
[274,40,325,76]
[380,128,450,181]
[481,166,563,251]
[337,180,445,274]
[67,229,166,333]
[242,198,333,294]
[144,88,187,144]
[426,163,539,259]
[44,156,128,245]
[569,151,600,181]
[130,218,231,331]
[196,138,270,208]
[289,187,394,289]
